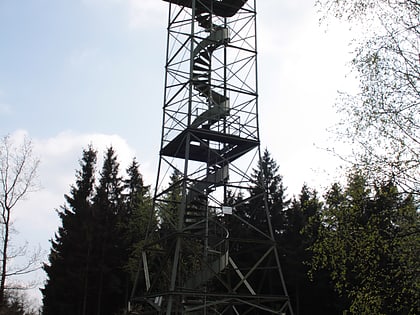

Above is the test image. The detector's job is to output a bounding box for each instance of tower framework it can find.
[131,1,293,314]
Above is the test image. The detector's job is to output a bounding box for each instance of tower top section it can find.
[162,0,248,17]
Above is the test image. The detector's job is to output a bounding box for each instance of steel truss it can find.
[130,1,294,314]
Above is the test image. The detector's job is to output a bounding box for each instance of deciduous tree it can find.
[317,0,420,194]
[0,134,40,307]
[311,172,419,314]
[1,290,39,315]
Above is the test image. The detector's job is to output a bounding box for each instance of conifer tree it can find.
[228,149,289,296]
[42,146,97,315]
[91,147,125,315]
[158,170,182,235]
[43,147,153,315]
[280,185,343,314]
[119,158,153,300]
[247,149,289,236]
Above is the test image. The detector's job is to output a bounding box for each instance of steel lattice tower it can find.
[130,1,293,314]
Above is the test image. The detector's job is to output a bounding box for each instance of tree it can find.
[117,158,152,307]
[1,290,39,315]
[90,147,125,315]
[42,146,97,315]
[247,149,289,235]
[317,0,420,194]
[0,134,40,307]
[311,172,419,314]
[134,170,180,294]
[43,147,153,315]
[280,185,344,315]
[156,170,181,234]
[229,149,290,298]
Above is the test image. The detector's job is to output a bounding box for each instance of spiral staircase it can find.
[129,1,294,314]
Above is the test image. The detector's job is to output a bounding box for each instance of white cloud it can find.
[12,129,141,236]
[30,131,149,193]
[7,129,30,145]
[12,129,155,235]
[8,130,155,306]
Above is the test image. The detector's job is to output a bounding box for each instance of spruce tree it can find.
[128,170,182,306]
[119,158,153,304]
[158,170,182,235]
[247,149,289,236]
[43,147,150,315]
[91,147,125,315]
[42,146,97,315]
[280,185,343,314]
[229,149,289,296]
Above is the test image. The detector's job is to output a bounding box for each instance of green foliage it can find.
[42,146,97,315]
[90,147,126,315]
[41,146,419,314]
[228,150,292,298]
[247,149,289,235]
[235,151,345,313]
[157,171,182,233]
[122,158,153,280]
[317,0,420,194]
[1,290,39,315]
[311,172,419,314]
[280,185,344,314]
[42,147,152,315]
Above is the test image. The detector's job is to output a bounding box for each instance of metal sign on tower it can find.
[130,0,293,314]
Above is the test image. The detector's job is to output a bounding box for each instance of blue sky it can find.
[1,0,165,146]
[0,0,356,306]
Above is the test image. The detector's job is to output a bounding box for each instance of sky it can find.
[0,0,356,307]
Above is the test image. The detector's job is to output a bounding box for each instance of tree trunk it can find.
[0,207,11,306]
[96,240,106,315]
[82,242,91,315]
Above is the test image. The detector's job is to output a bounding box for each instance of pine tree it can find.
[42,146,97,315]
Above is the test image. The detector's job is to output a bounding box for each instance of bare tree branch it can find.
[0,134,41,306]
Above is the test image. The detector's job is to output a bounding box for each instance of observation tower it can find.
[130,1,293,314]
